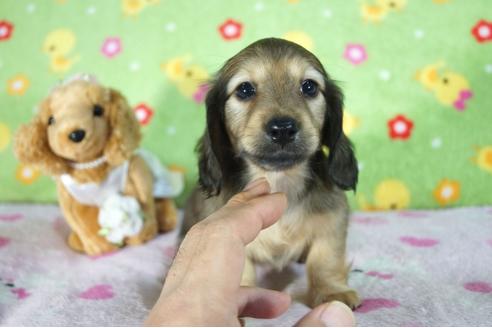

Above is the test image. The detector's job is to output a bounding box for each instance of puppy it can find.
[183,38,360,308]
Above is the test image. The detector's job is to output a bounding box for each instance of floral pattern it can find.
[387,115,414,140]
[133,103,154,125]
[344,44,367,65]
[0,20,14,41]
[101,37,122,58]
[15,164,40,185]
[433,179,460,206]
[218,19,243,40]
[0,0,490,210]
[6,74,30,96]
[471,20,492,43]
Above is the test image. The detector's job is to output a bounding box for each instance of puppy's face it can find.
[200,38,358,195]
[224,56,326,171]
[44,81,110,162]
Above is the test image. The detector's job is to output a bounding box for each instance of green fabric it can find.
[0,0,491,209]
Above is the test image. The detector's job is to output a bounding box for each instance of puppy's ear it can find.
[14,99,70,176]
[104,89,141,166]
[198,79,241,197]
[321,79,358,191]
[196,133,223,197]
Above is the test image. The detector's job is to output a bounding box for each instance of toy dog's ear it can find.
[14,99,71,176]
[104,89,141,166]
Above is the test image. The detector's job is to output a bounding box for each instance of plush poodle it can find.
[14,75,182,255]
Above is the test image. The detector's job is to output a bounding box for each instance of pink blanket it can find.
[1,204,491,326]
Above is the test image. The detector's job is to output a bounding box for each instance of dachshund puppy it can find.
[183,38,360,308]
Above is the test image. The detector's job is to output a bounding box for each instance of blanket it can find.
[1,204,491,326]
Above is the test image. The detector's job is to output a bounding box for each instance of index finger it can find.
[215,179,288,245]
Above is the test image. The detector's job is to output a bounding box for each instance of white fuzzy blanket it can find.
[1,204,491,326]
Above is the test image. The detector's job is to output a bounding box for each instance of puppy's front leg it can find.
[306,237,360,309]
[240,256,256,286]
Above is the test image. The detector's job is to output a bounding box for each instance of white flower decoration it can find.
[98,194,144,244]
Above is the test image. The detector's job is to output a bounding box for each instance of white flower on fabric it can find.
[98,194,144,244]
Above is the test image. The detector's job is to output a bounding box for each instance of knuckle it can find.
[227,192,249,206]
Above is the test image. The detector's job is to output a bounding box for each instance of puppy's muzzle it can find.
[266,117,299,146]
[68,129,86,143]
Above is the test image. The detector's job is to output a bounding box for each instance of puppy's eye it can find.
[93,104,104,117]
[235,82,256,100]
[48,116,55,125]
[301,79,318,97]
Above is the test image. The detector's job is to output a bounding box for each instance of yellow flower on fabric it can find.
[16,164,40,185]
[343,111,360,136]
[433,179,460,206]
[7,74,30,95]
[282,31,314,51]
[0,122,10,152]
[474,146,492,174]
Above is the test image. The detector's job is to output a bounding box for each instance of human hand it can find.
[145,178,355,326]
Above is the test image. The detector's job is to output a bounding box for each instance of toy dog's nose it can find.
[266,117,299,146]
[68,129,86,143]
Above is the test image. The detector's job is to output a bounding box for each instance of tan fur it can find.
[184,39,360,309]
[14,80,177,255]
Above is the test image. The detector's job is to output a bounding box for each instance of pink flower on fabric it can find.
[218,19,243,40]
[0,20,14,41]
[400,236,439,247]
[464,281,492,293]
[0,236,10,247]
[192,84,210,103]
[133,103,154,125]
[101,37,122,58]
[453,89,473,111]
[356,298,400,313]
[11,288,30,299]
[79,284,114,300]
[343,44,367,65]
[366,271,394,280]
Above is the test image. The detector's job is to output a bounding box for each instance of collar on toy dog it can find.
[70,155,107,170]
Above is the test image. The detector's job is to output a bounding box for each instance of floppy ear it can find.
[321,79,358,191]
[198,79,243,197]
[14,100,71,176]
[104,89,141,166]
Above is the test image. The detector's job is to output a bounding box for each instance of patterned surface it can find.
[0,0,491,209]
[1,204,491,326]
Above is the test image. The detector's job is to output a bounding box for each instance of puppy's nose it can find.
[266,117,299,146]
[68,129,86,143]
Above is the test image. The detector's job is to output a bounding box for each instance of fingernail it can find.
[320,301,355,327]
[243,177,267,191]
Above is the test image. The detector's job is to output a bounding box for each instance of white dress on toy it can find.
[59,150,184,244]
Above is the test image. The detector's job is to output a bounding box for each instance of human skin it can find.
[145,178,355,326]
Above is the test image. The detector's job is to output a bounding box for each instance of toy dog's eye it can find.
[301,79,318,98]
[48,116,55,125]
[93,104,104,117]
[235,82,256,100]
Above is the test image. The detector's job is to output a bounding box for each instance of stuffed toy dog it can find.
[14,74,183,255]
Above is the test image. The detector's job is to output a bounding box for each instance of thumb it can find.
[295,301,355,327]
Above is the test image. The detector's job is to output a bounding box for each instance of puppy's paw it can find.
[308,288,361,310]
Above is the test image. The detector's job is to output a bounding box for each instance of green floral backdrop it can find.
[1,0,491,210]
